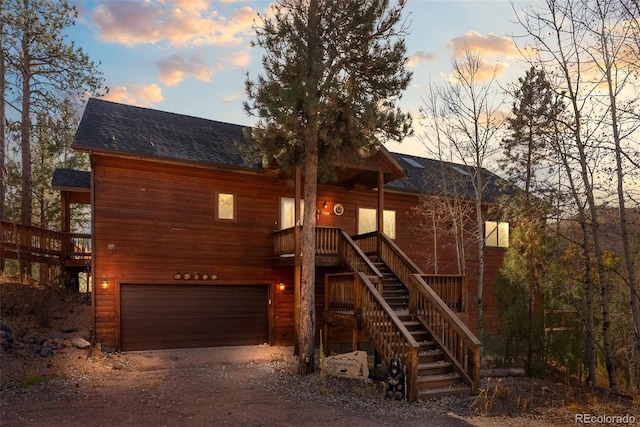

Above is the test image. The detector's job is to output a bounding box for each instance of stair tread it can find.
[418,373,460,381]
[419,360,452,368]
[418,385,472,398]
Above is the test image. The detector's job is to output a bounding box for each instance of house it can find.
[64,97,512,399]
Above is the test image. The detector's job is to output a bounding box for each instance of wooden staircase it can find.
[372,257,472,398]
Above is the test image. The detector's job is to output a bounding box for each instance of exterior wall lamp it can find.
[278,282,286,291]
[101,278,109,289]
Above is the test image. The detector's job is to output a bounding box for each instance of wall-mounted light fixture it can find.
[101,278,109,289]
[278,282,286,291]
[322,201,328,208]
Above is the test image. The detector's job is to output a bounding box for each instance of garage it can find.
[120,284,269,351]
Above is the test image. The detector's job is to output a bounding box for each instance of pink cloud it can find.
[103,84,164,107]
[91,1,260,47]
[446,58,510,83]
[157,53,218,87]
[408,51,437,67]
[155,48,251,86]
[449,32,517,58]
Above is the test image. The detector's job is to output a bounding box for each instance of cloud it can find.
[449,31,518,58]
[222,93,241,103]
[103,84,164,107]
[408,51,437,67]
[446,59,510,83]
[223,50,251,67]
[91,1,260,47]
[157,52,218,87]
[155,48,251,86]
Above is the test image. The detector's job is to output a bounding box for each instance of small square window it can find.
[217,193,235,220]
[485,221,509,248]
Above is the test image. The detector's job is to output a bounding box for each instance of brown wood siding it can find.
[120,284,268,351]
[91,155,503,348]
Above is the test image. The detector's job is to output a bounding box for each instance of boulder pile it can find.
[0,321,90,358]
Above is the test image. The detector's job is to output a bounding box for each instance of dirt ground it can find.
[1,284,638,426]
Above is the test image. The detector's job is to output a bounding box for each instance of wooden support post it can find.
[377,171,384,255]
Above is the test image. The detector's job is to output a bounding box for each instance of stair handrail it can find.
[356,272,421,401]
[339,230,384,280]
[377,232,423,285]
[376,231,480,393]
[410,273,481,393]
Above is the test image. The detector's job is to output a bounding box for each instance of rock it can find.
[1,329,14,353]
[40,346,54,357]
[71,338,91,349]
[322,351,369,380]
[101,345,115,354]
[1,322,12,333]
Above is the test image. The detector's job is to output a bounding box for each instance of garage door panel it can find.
[120,284,268,351]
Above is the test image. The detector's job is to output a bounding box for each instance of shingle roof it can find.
[73,97,256,170]
[51,168,91,190]
[73,98,509,201]
[387,153,507,203]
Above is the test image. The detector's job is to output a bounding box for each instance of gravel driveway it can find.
[0,345,589,426]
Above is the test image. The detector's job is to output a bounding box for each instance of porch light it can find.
[101,278,109,289]
[278,282,286,291]
[322,201,328,208]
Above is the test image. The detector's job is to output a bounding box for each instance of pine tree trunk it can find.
[297,0,319,375]
[0,20,5,273]
[21,27,32,227]
[299,128,318,375]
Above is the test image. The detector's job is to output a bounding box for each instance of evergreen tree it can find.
[500,66,562,204]
[2,0,104,226]
[499,66,564,376]
[244,0,412,374]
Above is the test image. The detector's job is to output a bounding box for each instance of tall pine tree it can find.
[499,66,563,376]
[244,0,412,374]
[2,0,103,226]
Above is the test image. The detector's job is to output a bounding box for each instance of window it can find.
[280,197,304,229]
[216,193,235,220]
[485,221,509,248]
[358,208,396,239]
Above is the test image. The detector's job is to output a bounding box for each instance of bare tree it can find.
[419,48,505,345]
[579,0,640,390]
[511,0,640,390]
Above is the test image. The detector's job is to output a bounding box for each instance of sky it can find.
[67,0,535,158]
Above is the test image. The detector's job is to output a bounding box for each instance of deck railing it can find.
[273,226,342,257]
[417,274,466,312]
[0,221,91,263]
[372,232,479,393]
[326,271,420,401]
[410,273,481,392]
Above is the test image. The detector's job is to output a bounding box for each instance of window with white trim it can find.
[280,197,305,229]
[485,221,509,248]
[357,207,396,239]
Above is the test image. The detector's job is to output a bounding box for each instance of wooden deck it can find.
[0,221,91,267]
